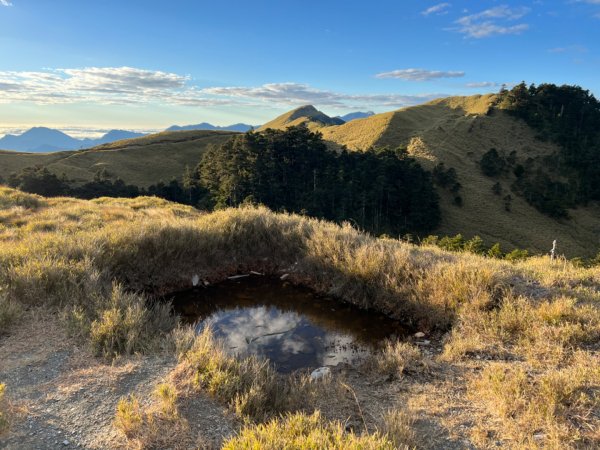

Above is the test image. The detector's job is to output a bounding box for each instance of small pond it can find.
[171,275,407,373]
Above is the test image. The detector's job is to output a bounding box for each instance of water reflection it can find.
[172,276,406,373]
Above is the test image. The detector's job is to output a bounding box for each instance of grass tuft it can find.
[177,328,318,421]
[381,409,417,450]
[222,411,396,450]
[364,341,423,379]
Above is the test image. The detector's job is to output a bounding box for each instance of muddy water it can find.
[171,276,406,373]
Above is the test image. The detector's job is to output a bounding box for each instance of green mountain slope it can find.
[2,96,598,256]
[322,96,599,257]
[0,130,237,187]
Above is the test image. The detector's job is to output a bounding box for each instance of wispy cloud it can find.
[0,67,205,105]
[375,68,465,81]
[422,3,450,16]
[465,82,499,88]
[202,82,443,108]
[0,0,13,6]
[454,5,530,38]
[0,66,445,110]
[548,45,588,53]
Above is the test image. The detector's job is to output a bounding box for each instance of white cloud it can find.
[202,82,443,108]
[0,67,218,106]
[375,68,465,81]
[455,5,530,38]
[0,66,445,110]
[0,0,13,6]
[465,82,499,88]
[422,3,451,16]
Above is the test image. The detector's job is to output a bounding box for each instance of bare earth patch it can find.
[0,310,236,449]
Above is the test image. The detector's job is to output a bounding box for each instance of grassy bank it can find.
[0,186,599,448]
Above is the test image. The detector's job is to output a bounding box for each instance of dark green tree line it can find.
[196,126,440,235]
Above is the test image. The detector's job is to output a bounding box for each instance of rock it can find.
[414,332,426,338]
[533,433,545,441]
[192,274,200,286]
[228,274,250,280]
[63,440,70,446]
[280,273,290,280]
[416,340,430,346]
[310,367,331,380]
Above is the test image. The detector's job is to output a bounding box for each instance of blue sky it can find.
[0,0,599,135]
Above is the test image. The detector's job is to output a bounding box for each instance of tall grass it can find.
[1,187,599,448]
[222,411,396,450]
[174,327,319,421]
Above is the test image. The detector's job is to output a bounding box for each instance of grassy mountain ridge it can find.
[2,94,598,256]
[0,130,237,187]
[257,94,600,256]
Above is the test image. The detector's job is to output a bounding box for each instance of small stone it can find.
[416,340,430,346]
[63,440,70,446]
[310,367,331,380]
[533,433,545,441]
[414,332,426,338]
[280,273,290,280]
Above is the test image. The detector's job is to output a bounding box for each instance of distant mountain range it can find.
[336,111,375,122]
[0,112,373,153]
[0,127,146,153]
[166,123,256,132]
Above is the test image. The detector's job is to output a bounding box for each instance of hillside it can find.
[0,130,237,187]
[1,95,598,256]
[0,188,598,449]
[262,95,598,257]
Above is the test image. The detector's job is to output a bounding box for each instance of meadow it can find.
[0,186,598,448]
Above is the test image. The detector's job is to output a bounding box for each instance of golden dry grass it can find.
[222,411,397,450]
[2,95,598,257]
[0,187,599,449]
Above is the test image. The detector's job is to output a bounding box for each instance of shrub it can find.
[505,249,530,262]
[222,411,396,450]
[487,243,503,258]
[480,148,506,177]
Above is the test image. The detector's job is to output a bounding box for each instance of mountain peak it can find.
[287,105,320,120]
[259,105,344,131]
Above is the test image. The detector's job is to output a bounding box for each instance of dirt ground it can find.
[0,310,236,449]
[1,310,484,449]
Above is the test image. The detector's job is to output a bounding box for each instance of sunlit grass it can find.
[1,186,599,448]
